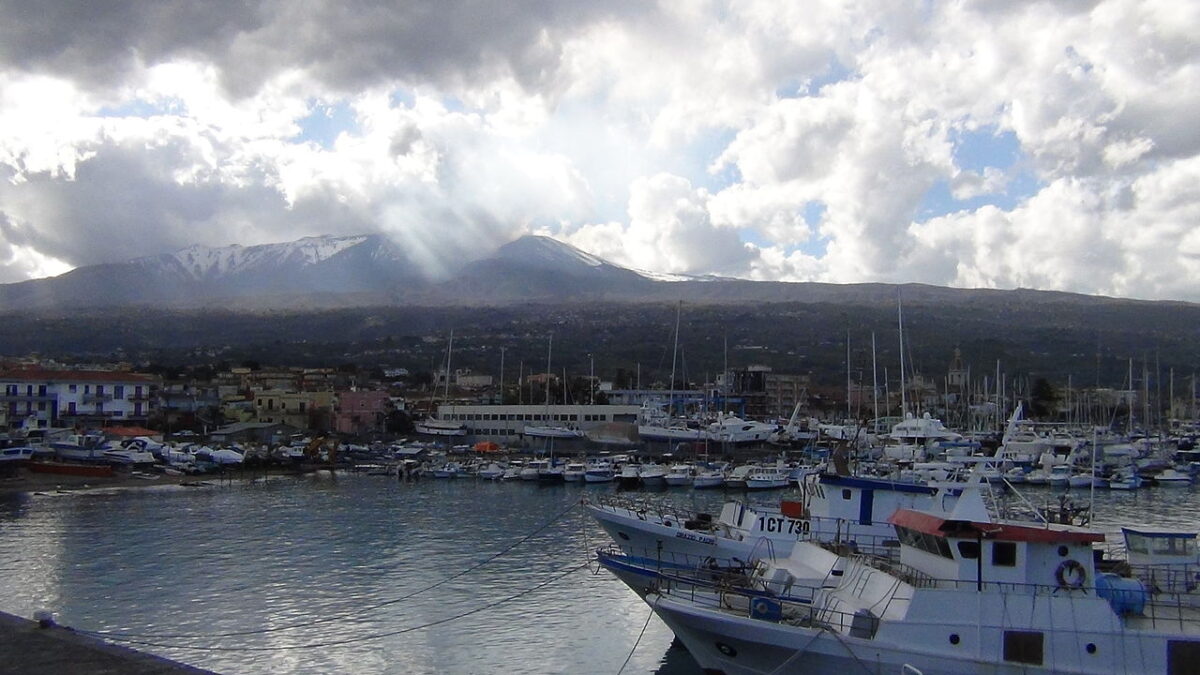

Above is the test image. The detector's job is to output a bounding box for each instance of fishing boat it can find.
[586,472,960,562]
[600,479,1200,675]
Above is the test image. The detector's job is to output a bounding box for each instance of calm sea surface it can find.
[1,474,1197,674]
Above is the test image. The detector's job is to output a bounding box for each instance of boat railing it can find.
[1126,562,1200,594]
[853,552,938,589]
[805,529,903,562]
[591,494,704,529]
[599,543,757,570]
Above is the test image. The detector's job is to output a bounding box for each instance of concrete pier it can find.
[0,610,215,674]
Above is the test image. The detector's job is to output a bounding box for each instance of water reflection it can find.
[0,476,1197,674]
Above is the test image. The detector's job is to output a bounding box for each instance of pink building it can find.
[333,390,392,435]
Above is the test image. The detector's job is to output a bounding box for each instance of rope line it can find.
[76,562,589,652]
[75,501,580,640]
[616,595,659,675]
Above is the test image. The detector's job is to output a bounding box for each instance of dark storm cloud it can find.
[0,137,374,272]
[0,0,647,96]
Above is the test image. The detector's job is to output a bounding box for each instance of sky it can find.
[0,1,1198,301]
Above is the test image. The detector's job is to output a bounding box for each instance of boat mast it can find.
[898,292,907,418]
[669,301,681,418]
[1127,357,1134,436]
[545,333,553,409]
[445,330,454,400]
[871,332,879,428]
[845,328,852,424]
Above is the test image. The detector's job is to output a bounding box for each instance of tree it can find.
[1030,377,1057,419]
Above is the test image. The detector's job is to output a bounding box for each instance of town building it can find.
[0,368,159,429]
[433,403,642,441]
[333,390,392,436]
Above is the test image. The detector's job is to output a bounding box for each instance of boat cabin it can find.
[1123,527,1199,566]
[807,474,956,526]
[889,509,1105,589]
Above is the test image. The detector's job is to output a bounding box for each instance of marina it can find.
[2,465,1200,673]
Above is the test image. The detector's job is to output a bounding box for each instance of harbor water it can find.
[0,474,1197,674]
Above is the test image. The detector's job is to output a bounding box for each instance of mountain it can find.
[0,234,425,310]
[0,232,1196,313]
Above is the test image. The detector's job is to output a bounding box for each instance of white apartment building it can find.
[0,369,159,429]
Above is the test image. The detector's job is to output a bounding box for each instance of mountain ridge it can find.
[0,232,1193,313]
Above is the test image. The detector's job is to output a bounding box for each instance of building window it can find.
[114,385,124,399]
[69,384,77,393]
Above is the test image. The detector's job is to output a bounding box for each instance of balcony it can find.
[0,393,54,403]
[82,394,114,403]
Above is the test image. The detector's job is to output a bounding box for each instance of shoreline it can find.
[0,465,304,496]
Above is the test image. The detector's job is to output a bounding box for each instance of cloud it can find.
[566,173,756,276]
[1,0,1199,301]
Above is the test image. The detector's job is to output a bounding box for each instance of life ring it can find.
[1055,560,1087,589]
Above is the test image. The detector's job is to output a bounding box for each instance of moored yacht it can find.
[584,459,616,483]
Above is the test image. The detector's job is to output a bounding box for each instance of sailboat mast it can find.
[545,333,553,408]
[444,330,454,401]
[898,293,907,418]
[871,332,879,426]
[846,329,852,423]
[669,301,681,417]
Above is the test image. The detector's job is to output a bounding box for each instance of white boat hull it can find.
[692,475,725,489]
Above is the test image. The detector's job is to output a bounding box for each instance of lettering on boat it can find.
[675,530,717,545]
[755,515,810,536]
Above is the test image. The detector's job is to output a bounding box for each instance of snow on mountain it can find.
[492,235,632,273]
[138,235,373,281]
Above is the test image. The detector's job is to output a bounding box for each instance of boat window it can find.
[1168,640,1200,675]
[1151,537,1196,557]
[957,541,980,559]
[992,542,1017,567]
[1126,533,1149,554]
[895,526,953,559]
[1004,631,1043,665]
